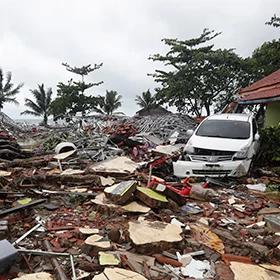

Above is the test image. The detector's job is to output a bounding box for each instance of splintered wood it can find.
[190,224,225,255]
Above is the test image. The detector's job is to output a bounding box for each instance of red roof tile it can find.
[239,69,280,101]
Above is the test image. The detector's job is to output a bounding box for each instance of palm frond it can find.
[4,83,23,97]
[24,98,42,114]
[21,110,41,116]
[0,69,3,92]
[135,90,156,109]
[22,84,53,125]
[4,97,19,105]
[3,72,12,92]
[0,69,22,109]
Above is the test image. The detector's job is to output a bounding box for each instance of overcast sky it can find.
[0,0,279,119]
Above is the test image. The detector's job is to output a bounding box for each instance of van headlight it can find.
[184,144,195,154]
[233,146,249,160]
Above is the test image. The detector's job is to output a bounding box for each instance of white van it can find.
[173,113,260,177]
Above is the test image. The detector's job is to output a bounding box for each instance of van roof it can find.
[207,113,251,122]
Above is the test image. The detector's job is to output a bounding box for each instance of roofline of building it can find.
[238,95,280,105]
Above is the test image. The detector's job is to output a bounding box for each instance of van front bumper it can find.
[173,159,251,178]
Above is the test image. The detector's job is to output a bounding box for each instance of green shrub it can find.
[258,125,280,166]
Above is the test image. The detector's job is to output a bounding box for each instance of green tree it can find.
[0,68,23,111]
[61,62,103,91]
[266,14,280,28]
[21,84,53,126]
[248,39,280,81]
[50,62,103,118]
[150,29,247,116]
[93,90,122,115]
[135,90,157,109]
[237,16,280,88]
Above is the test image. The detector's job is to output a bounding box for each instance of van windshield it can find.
[196,119,251,139]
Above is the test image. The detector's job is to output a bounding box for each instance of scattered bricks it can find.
[263,235,280,247]
[215,262,234,280]
[213,228,271,262]
[103,122,138,138]
[222,254,253,265]
[59,237,72,248]
[153,254,182,267]
[166,199,181,213]
[77,259,101,272]
[50,238,61,249]
[88,211,97,222]
[246,227,270,237]
[273,244,280,259]
[0,220,8,240]
[264,214,280,232]
[108,228,121,243]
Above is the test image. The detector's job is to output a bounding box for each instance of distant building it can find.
[135,106,171,117]
[238,69,280,127]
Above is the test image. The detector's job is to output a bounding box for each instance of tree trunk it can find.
[205,103,211,116]
[43,114,48,126]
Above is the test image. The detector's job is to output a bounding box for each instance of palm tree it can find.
[21,84,53,126]
[135,90,157,109]
[94,90,122,115]
[0,68,23,111]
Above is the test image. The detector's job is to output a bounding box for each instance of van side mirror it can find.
[254,133,260,141]
[186,129,194,137]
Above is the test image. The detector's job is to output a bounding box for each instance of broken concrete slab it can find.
[246,183,266,192]
[152,145,180,156]
[79,227,99,235]
[128,220,182,248]
[13,273,53,280]
[92,267,148,280]
[135,186,168,208]
[121,201,151,213]
[60,169,84,175]
[91,156,140,175]
[0,170,11,177]
[84,234,111,249]
[258,264,280,274]
[98,252,120,266]
[104,180,137,204]
[91,193,118,208]
[100,176,115,186]
[230,262,280,280]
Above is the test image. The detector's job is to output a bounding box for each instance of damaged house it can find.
[238,68,280,127]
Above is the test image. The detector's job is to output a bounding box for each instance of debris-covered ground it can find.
[0,114,280,280]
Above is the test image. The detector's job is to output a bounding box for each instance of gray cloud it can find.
[0,0,279,118]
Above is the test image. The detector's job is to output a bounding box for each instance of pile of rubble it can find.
[132,114,196,143]
[0,117,279,280]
